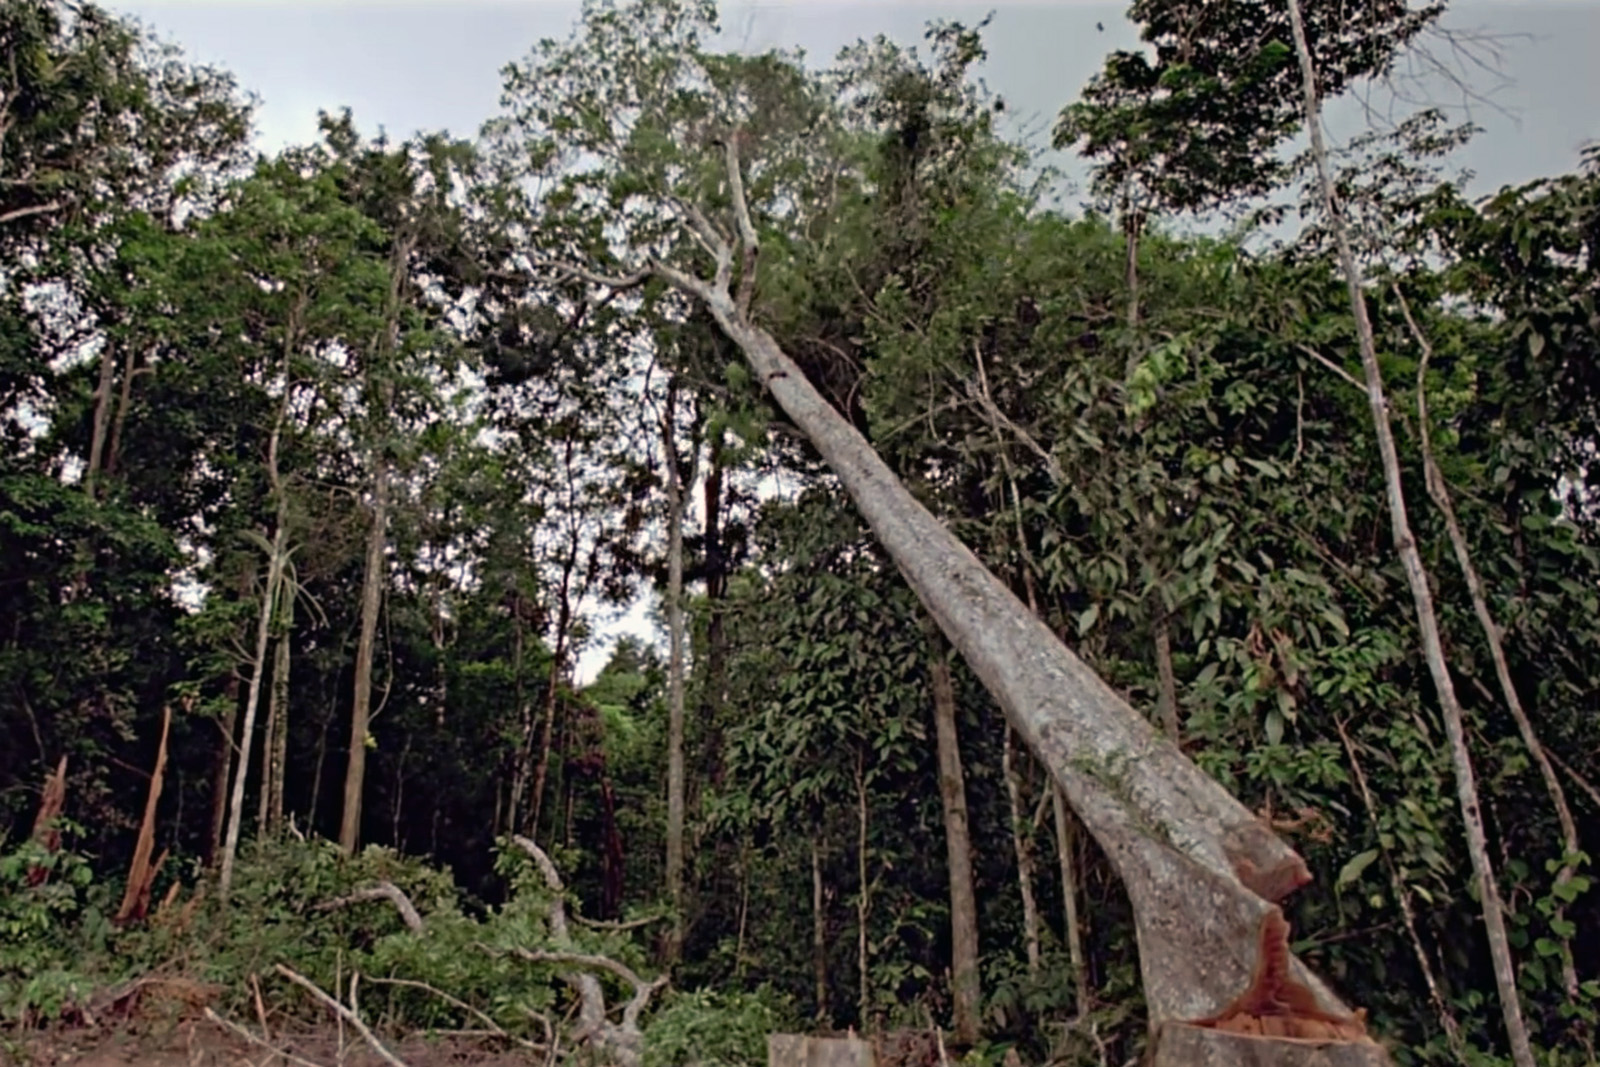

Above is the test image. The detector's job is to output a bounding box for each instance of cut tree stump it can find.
[1149,1023,1391,1066]
[768,1034,875,1067]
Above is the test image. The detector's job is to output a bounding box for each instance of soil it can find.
[7,1022,535,1067]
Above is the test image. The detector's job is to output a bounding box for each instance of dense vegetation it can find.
[2,0,1597,1064]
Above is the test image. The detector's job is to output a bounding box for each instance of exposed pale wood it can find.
[768,1035,875,1067]
[1150,1024,1389,1067]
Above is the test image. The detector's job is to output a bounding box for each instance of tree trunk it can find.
[1002,726,1042,979]
[339,232,413,856]
[84,341,117,498]
[206,673,241,866]
[663,382,692,963]
[1152,615,1180,742]
[1052,787,1091,1016]
[854,746,872,1029]
[528,512,582,837]
[1401,293,1583,1000]
[647,249,1326,1023]
[812,834,829,1025]
[507,604,531,830]
[340,444,388,854]
[218,511,289,898]
[104,344,141,480]
[218,302,302,897]
[928,624,982,1044]
[265,599,292,833]
[700,431,729,786]
[1283,5,1533,1064]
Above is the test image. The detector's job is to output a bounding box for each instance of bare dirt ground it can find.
[8,1023,534,1067]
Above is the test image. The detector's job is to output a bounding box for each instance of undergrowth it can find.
[0,831,796,1066]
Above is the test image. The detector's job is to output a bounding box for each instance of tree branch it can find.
[533,257,653,291]
[274,965,409,1067]
[968,339,1065,485]
[313,881,425,934]
[0,200,64,226]
[724,134,760,316]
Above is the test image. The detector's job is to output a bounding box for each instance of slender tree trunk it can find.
[265,597,292,833]
[663,385,691,963]
[1152,617,1180,741]
[84,342,117,498]
[1284,5,1535,1064]
[1052,787,1091,1017]
[339,231,413,856]
[527,584,571,836]
[257,693,272,833]
[218,509,289,898]
[507,606,531,828]
[928,624,981,1043]
[392,735,410,848]
[206,673,241,866]
[854,747,872,1029]
[340,444,388,854]
[218,298,303,896]
[1003,726,1042,979]
[1400,292,1583,1000]
[812,834,829,1025]
[104,344,141,480]
[309,700,333,831]
[528,509,585,837]
[700,432,729,786]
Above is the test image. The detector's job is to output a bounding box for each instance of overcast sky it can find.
[115,1,1598,195]
[106,0,1600,679]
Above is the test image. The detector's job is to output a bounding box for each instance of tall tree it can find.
[492,0,1351,1031]
[1282,3,1534,1060]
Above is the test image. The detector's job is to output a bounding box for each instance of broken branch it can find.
[314,880,425,934]
[274,964,410,1067]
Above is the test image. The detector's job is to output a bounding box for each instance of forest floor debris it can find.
[11,1022,536,1067]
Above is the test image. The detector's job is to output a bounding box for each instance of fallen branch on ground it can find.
[503,835,665,1067]
[275,964,409,1067]
[202,1006,330,1067]
[365,976,546,1053]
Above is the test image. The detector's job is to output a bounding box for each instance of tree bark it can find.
[1283,4,1533,1064]
[527,480,588,838]
[1153,615,1180,742]
[218,295,303,897]
[662,382,692,963]
[206,672,241,866]
[104,343,142,480]
[340,441,388,854]
[1052,786,1091,1016]
[928,624,981,1043]
[854,746,872,1029]
[812,834,829,1025]
[700,432,729,786]
[339,231,414,856]
[218,502,289,898]
[1399,291,1583,1001]
[1002,726,1042,980]
[84,339,117,498]
[552,137,1351,1027]
[265,602,292,834]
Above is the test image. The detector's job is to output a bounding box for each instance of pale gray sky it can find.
[117,1,1597,196]
[108,0,1599,679]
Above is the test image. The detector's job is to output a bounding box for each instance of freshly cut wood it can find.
[1150,1023,1387,1067]
[116,704,172,924]
[767,1035,874,1067]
